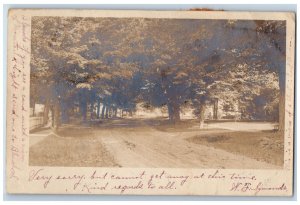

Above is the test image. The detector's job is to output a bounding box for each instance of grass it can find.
[187,130,284,166]
[29,128,118,167]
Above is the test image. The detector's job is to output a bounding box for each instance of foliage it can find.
[30,17,285,126]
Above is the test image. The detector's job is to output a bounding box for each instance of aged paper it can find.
[6,9,295,195]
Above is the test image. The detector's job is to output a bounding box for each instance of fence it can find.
[30,117,44,131]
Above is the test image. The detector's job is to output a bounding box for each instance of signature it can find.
[231,182,287,195]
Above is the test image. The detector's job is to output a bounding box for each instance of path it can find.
[205,121,277,132]
[29,128,52,147]
[96,125,279,169]
[29,120,280,168]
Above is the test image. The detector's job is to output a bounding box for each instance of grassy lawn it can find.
[187,130,284,166]
[29,128,118,167]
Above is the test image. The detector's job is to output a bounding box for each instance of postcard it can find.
[6,9,295,195]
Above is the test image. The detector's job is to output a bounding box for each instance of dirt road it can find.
[29,119,281,168]
[96,126,279,169]
[205,121,277,132]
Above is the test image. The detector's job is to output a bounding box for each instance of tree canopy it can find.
[30,17,286,129]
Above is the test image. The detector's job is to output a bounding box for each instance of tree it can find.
[31,17,285,130]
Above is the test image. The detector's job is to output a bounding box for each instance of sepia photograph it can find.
[29,16,286,169]
[6,8,295,195]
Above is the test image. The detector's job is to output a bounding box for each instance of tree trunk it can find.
[51,106,54,127]
[105,104,109,119]
[199,104,206,129]
[90,101,94,119]
[161,70,181,123]
[173,103,180,122]
[213,98,218,120]
[278,70,285,132]
[167,103,174,122]
[114,108,117,117]
[60,100,69,123]
[101,105,106,119]
[32,101,36,117]
[96,99,101,119]
[43,99,50,126]
[109,107,112,118]
[53,101,60,132]
[79,95,87,122]
[278,91,285,131]
[167,102,180,123]
[278,65,285,132]
[80,98,87,122]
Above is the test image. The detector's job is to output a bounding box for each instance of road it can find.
[94,121,279,169]
[30,119,280,169]
[205,121,277,132]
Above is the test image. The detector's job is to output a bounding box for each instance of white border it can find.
[1,1,298,204]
